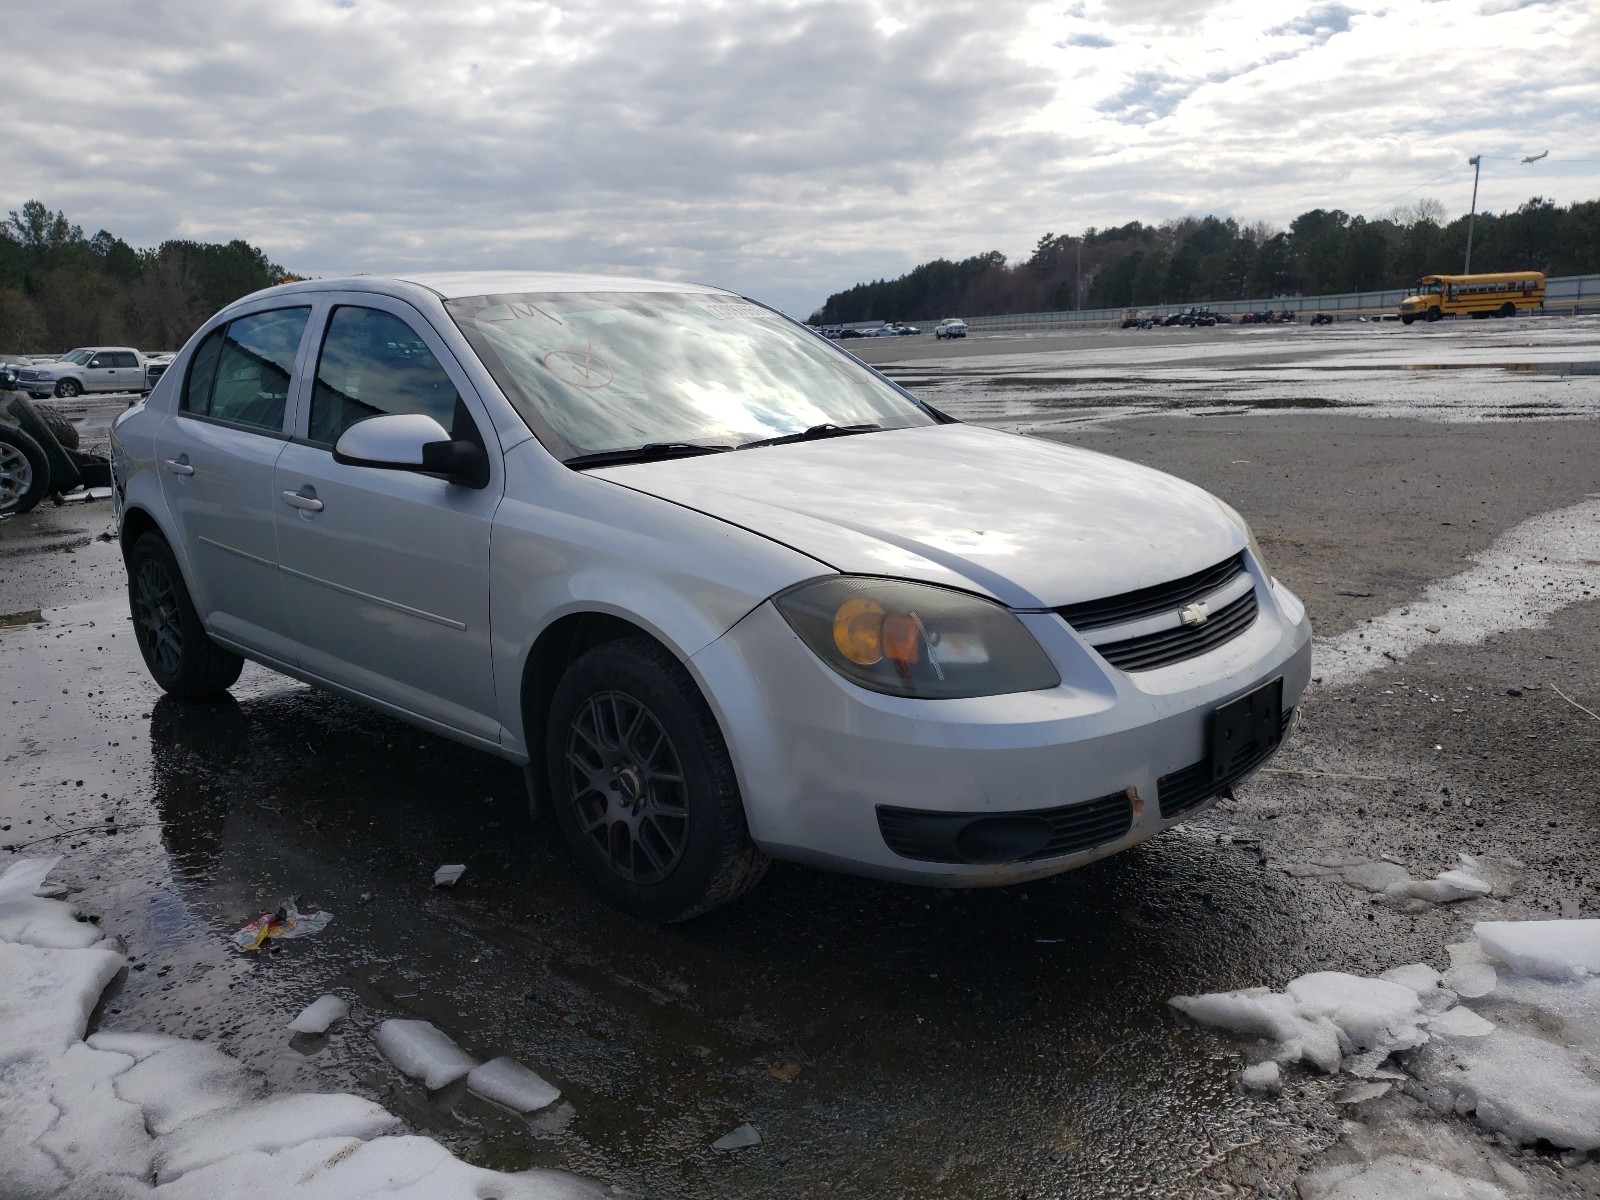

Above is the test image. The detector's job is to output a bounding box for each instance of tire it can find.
[0,426,51,515]
[54,379,81,399]
[1401,315,1415,325]
[545,635,767,921]
[126,533,245,699]
[1425,308,1441,323]
[35,404,80,450]
[1498,302,1515,318]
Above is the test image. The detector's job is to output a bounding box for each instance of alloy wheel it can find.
[564,690,689,884]
[0,442,32,507]
[134,558,184,676]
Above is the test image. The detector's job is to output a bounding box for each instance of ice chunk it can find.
[1342,861,1411,892]
[1409,1027,1600,1151]
[1240,1061,1281,1092]
[374,1019,477,1090]
[1385,869,1492,904]
[467,1057,560,1113]
[1171,987,1343,1071]
[0,855,62,904]
[712,1122,761,1151]
[153,1091,401,1181]
[1447,940,1492,969]
[1170,987,1307,1043]
[433,863,466,887]
[1285,972,1428,1055]
[1378,964,1456,1014]
[1443,963,1497,999]
[1299,1154,1510,1200]
[1334,1080,1391,1104]
[1474,919,1600,981]
[0,941,125,1066]
[1429,1006,1497,1039]
[289,994,350,1035]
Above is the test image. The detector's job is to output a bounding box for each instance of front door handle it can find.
[162,457,194,476]
[280,489,324,512]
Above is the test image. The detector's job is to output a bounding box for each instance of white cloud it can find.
[2,0,1594,317]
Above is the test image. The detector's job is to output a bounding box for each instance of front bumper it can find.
[691,570,1312,885]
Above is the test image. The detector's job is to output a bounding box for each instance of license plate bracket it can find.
[1209,678,1283,783]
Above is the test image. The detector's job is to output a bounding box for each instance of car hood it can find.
[594,424,1244,609]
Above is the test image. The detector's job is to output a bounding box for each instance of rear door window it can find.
[308,306,461,446]
[182,307,311,433]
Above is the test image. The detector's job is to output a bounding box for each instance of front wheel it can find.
[1498,302,1516,318]
[1401,314,1415,325]
[0,427,51,514]
[1425,308,1441,323]
[126,533,245,698]
[54,379,81,399]
[546,636,767,921]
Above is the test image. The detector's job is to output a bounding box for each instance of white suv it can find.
[935,319,968,340]
[110,272,1310,920]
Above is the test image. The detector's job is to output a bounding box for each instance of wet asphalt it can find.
[2,319,1598,1198]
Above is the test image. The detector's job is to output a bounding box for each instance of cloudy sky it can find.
[5,0,1596,316]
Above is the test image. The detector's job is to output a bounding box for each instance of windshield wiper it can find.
[739,423,881,450]
[563,442,735,470]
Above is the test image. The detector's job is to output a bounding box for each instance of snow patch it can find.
[1312,498,1600,688]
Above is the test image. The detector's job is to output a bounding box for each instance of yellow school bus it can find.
[1398,272,1545,324]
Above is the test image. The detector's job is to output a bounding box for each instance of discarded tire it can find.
[35,404,80,450]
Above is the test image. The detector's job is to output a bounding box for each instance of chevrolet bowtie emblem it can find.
[1179,601,1211,627]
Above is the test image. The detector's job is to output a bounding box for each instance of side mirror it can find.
[333,413,490,489]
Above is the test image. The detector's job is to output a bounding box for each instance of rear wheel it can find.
[0,427,50,515]
[126,533,245,698]
[546,635,767,921]
[54,379,81,399]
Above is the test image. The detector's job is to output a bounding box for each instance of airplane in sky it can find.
[1521,150,1549,163]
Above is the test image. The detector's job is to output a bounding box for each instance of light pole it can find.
[1463,155,1481,273]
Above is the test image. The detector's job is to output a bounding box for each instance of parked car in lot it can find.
[110,272,1311,921]
[934,319,967,340]
[836,327,869,339]
[17,346,155,398]
[1309,313,1334,325]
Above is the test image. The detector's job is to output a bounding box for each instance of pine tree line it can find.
[0,201,295,353]
[808,196,1600,324]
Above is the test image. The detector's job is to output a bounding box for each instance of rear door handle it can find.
[162,458,194,476]
[280,489,324,512]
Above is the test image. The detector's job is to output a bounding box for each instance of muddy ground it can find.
[3,317,1598,1198]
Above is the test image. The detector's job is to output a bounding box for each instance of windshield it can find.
[60,349,93,364]
[445,292,936,461]
[1415,282,1443,296]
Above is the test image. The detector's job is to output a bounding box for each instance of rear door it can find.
[155,305,315,663]
[272,296,503,742]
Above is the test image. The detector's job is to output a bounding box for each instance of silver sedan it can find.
[109,272,1311,920]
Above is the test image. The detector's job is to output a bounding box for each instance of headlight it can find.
[773,577,1060,699]
[35,371,55,381]
[1214,498,1271,579]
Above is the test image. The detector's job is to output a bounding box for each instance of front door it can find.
[272,298,502,743]
[156,305,313,663]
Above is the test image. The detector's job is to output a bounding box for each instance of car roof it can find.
[249,271,732,303]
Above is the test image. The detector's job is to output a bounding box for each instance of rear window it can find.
[181,308,311,434]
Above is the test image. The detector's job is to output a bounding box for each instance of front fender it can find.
[488,440,833,758]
